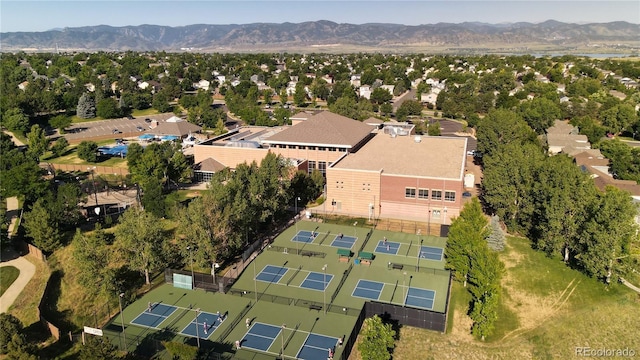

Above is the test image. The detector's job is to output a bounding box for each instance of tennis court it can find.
[330,234,357,249]
[292,230,317,243]
[179,310,222,339]
[299,272,334,291]
[296,333,339,360]
[405,287,436,310]
[351,280,384,300]
[419,246,444,261]
[255,265,289,284]
[374,240,400,255]
[130,303,177,329]
[241,323,283,352]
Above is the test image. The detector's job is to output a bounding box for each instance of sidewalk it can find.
[0,251,36,313]
[2,130,25,146]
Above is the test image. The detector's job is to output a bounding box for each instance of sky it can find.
[1,0,639,33]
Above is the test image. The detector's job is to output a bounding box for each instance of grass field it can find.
[0,266,20,297]
[8,255,50,326]
[350,235,640,360]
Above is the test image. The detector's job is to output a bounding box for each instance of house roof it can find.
[588,166,640,196]
[333,133,467,180]
[262,111,373,148]
[573,150,608,167]
[147,119,202,137]
[194,158,227,173]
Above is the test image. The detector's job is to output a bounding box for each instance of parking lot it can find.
[61,113,174,143]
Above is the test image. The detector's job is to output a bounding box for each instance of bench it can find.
[338,256,349,263]
[358,251,374,261]
[360,260,371,266]
[391,263,404,270]
[300,251,313,257]
[309,304,323,311]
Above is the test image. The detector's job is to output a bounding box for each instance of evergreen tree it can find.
[357,315,396,360]
[76,93,96,119]
[77,141,98,162]
[50,137,69,157]
[26,125,48,161]
[23,198,62,253]
[486,215,506,251]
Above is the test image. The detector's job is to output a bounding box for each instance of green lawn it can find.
[132,109,159,117]
[0,266,20,297]
[380,235,640,360]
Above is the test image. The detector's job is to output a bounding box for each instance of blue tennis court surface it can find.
[296,333,339,360]
[256,265,289,283]
[419,246,444,261]
[352,280,384,300]
[179,311,222,339]
[293,230,317,243]
[374,240,400,255]
[131,303,177,328]
[405,287,436,310]
[330,235,357,249]
[300,272,334,291]
[242,323,282,352]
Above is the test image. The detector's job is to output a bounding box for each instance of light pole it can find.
[281,324,287,358]
[403,272,407,306]
[194,308,200,348]
[417,239,423,271]
[187,246,194,290]
[118,292,127,351]
[443,207,448,225]
[253,260,258,303]
[88,167,98,206]
[295,196,300,216]
[427,209,431,236]
[353,221,358,238]
[322,264,327,314]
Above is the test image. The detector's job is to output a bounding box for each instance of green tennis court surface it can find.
[130,303,177,329]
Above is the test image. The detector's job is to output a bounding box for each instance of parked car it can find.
[462,191,472,198]
[136,126,144,132]
[112,129,121,134]
[126,115,134,120]
[144,118,152,123]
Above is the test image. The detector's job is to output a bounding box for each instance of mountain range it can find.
[2,20,639,53]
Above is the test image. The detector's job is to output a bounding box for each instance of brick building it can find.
[193,111,468,224]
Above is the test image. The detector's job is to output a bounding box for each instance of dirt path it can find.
[0,253,36,313]
[3,130,25,146]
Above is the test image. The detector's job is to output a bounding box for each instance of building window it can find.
[431,190,442,200]
[308,161,316,174]
[432,209,441,219]
[318,161,327,175]
[418,189,429,199]
[405,187,416,198]
[288,145,295,149]
[309,146,316,150]
[318,147,326,151]
[445,191,456,202]
[329,147,336,152]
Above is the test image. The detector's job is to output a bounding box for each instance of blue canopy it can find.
[138,133,155,140]
[160,135,179,141]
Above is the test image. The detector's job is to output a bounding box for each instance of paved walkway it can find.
[0,252,36,313]
[2,130,25,146]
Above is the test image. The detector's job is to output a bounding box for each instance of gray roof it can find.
[148,120,202,137]
[262,111,373,148]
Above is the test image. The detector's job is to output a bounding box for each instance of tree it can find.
[77,141,98,162]
[73,229,111,296]
[467,241,504,341]
[26,125,48,161]
[96,97,121,119]
[427,120,441,136]
[486,215,506,251]
[49,115,72,134]
[476,109,537,158]
[141,177,166,218]
[2,108,30,135]
[576,186,638,283]
[445,198,489,286]
[600,104,638,135]
[79,336,120,360]
[115,206,165,285]
[518,97,562,134]
[152,91,172,113]
[398,99,423,116]
[0,314,22,354]
[50,137,69,157]
[293,82,307,107]
[23,198,62,253]
[370,87,392,104]
[76,93,96,119]
[357,315,395,360]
